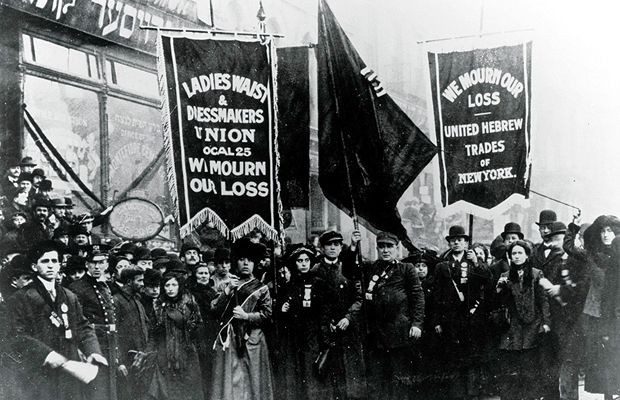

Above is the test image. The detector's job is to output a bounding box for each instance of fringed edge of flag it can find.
[180,207,229,239]
[156,35,181,226]
[267,38,286,248]
[230,214,278,242]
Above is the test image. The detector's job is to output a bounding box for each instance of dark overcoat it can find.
[7,278,102,400]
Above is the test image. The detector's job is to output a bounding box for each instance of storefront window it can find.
[23,75,101,213]
[106,59,158,98]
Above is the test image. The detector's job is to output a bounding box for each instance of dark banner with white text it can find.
[158,36,280,241]
[429,43,532,209]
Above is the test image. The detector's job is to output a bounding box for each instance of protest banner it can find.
[428,42,532,209]
[157,35,281,240]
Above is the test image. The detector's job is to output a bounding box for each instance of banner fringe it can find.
[230,214,279,242]
[180,207,229,239]
[157,35,181,226]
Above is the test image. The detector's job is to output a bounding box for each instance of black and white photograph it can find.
[0,0,619,399]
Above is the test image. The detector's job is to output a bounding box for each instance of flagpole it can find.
[139,25,284,38]
[318,0,359,231]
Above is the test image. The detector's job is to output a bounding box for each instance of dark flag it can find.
[277,46,310,209]
[318,0,438,246]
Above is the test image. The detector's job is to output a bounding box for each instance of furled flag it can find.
[318,0,438,247]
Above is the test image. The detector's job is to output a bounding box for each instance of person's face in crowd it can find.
[32,250,61,281]
[601,226,615,246]
[0,210,4,222]
[215,261,231,277]
[184,249,200,266]
[311,236,320,249]
[12,214,26,228]
[136,259,153,270]
[296,253,311,274]
[164,277,179,298]
[32,175,43,187]
[12,273,33,289]
[503,233,520,246]
[34,206,49,223]
[237,257,255,278]
[449,237,468,253]
[260,257,270,270]
[377,242,397,262]
[8,165,20,178]
[249,233,262,244]
[510,245,528,266]
[53,207,66,218]
[22,165,33,174]
[128,274,144,294]
[539,224,552,241]
[195,266,211,286]
[65,207,73,217]
[115,258,132,279]
[322,241,343,260]
[19,180,32,192]
[415,262,428,279]
[548,233,565,250]
[14,191,28,206]
[68,269,86,282]
[81,221,93,233]
[57,234,69,246]
[474,247,486,262]
[143,284,160,299]
[87,256,108,280]
[74,234,89,246]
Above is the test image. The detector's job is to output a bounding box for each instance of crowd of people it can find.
[0,157,620,400]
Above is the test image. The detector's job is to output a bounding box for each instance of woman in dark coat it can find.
[186,263,219,398]
[149,271,204,400]
[275,244,325,400]
[496,240,550,400]
[564,215,620,399]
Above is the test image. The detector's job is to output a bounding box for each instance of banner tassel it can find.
[230,214,279,242]
[180,207,229,240]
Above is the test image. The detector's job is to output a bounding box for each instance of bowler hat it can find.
[17,172,33,183]
[536,210,557,226]
[151,248,168,260]
[53,226,70,238]
[32,197,51,209]
[501,222,524,240]
[64,197,74,208]
[133,246,152,261]
[445,225,470,241]
[20,156,36,167]
[32,168,46,178]
[39,179,53,191]
[545,221,567,238]
[319,230,344,245]
[376,231,399,245]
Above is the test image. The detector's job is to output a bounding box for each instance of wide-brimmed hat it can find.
[501,222,524,240]
[39,179,53,191]
[20,156,36,167]
[445,225,470,241]
[536,210,557,226]
[319,230,343,245]
[545,221,567,238]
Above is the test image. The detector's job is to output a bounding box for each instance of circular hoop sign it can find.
[108,198,165,241]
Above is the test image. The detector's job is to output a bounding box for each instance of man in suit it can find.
[6,240,105,400]
[364,231,424,400]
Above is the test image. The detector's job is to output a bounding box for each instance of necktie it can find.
[49,290,55,301]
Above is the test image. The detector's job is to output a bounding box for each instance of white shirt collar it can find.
[38,276,56,293]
